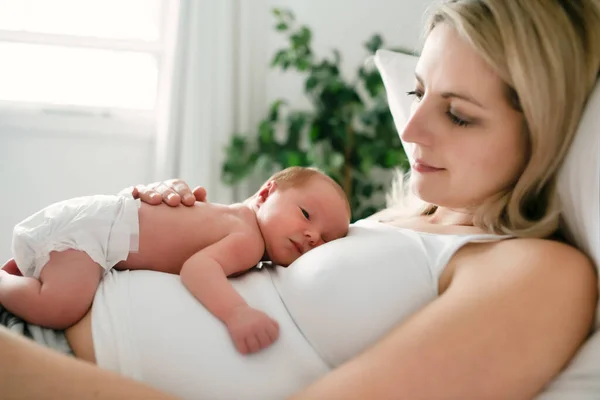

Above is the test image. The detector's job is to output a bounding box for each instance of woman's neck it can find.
[426,206,475,227]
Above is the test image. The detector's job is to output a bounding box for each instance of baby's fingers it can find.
[233,335,249,355]
[268,319,280,342]
[256,330,275,350]
[245,335,261,354]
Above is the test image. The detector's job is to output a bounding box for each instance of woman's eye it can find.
[407,88,472,127]
[300,208,310,220]
[406,90,423,100]
[446,111,471,127]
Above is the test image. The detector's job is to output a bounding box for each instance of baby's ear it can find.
[257,180,278,205]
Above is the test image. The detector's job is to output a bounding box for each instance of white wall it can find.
[263,0,430,108]
[0,0,429,263]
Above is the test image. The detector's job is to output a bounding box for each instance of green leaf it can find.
[365,34,384,54]
[276,22,288,31]
[273,8,295,22]
[362,183,374,197]
[284,151,303,166]
[309,123,321,142]
[286,112,307,148]
[361,70,384,97]
[295,57,311,71]
[271,49,289,67]
[258,120,274,145]
[385,150,401,168]
[305,75,319,91]
[268,99,286,121]
[221,134,257,185]
[291,26,311,49]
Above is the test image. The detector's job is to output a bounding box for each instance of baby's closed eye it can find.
[300,207,310,220]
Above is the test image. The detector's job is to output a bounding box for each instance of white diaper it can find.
[12,194,140,279]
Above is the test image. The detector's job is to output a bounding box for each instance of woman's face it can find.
[402,23,528,210]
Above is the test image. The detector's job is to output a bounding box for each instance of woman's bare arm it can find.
[0,327,181,400]
[289,238,597,400]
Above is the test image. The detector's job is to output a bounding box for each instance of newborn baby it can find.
[0,166,350,354]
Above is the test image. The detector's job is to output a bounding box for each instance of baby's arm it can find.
[180,234,279,354]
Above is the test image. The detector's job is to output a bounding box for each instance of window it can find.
[0,0,180,135]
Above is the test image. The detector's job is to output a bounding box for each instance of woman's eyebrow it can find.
[415,72,486,109]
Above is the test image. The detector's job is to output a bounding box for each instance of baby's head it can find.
[252,166,351,266]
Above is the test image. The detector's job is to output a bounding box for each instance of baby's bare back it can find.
[116,202,257,274]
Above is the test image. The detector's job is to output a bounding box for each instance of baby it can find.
[0,166,350,354]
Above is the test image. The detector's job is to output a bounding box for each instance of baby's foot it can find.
[0,270,14,301]
[0,270,7,291]
[1,259,21,276]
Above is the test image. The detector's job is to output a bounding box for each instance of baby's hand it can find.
[225,305,280,354]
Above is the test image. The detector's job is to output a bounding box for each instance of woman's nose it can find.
[400,101,434,147]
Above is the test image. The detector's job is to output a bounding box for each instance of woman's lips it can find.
[412,160,444,173]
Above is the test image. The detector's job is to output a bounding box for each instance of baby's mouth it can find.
[290,239,303,254]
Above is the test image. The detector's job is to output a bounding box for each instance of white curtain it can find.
[154,0,267,203]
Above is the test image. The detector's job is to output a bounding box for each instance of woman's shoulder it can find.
[489,236,591,264]
[457,236,596,289]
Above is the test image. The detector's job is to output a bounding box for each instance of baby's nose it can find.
[306,233,324,248]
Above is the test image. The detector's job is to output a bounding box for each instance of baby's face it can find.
[257,177,350,266]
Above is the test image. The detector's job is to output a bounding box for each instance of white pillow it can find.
[537,76,600,400]
[374,49,600,398]
[557,80,600,285]
[374,50,419,167]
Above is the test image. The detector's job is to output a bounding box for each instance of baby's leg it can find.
[0,250,103,330]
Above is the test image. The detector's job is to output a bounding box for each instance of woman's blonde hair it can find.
[388,0,600,238]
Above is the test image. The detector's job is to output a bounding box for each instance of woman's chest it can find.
[269,224,442,367]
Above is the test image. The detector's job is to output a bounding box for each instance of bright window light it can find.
[0,0,171,112]
[0,42,158,109]
[0,0,162,40]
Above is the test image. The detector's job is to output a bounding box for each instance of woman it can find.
[2,1,600,399]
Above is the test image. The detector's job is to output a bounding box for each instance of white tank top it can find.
[91,219,510,400]
[268,219,510,367]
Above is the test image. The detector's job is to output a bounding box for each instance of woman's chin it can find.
[410,183,442,205]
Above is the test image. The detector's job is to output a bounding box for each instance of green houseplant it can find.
[222,8,409,221]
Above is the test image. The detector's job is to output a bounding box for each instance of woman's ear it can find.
[257,180,278,206]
